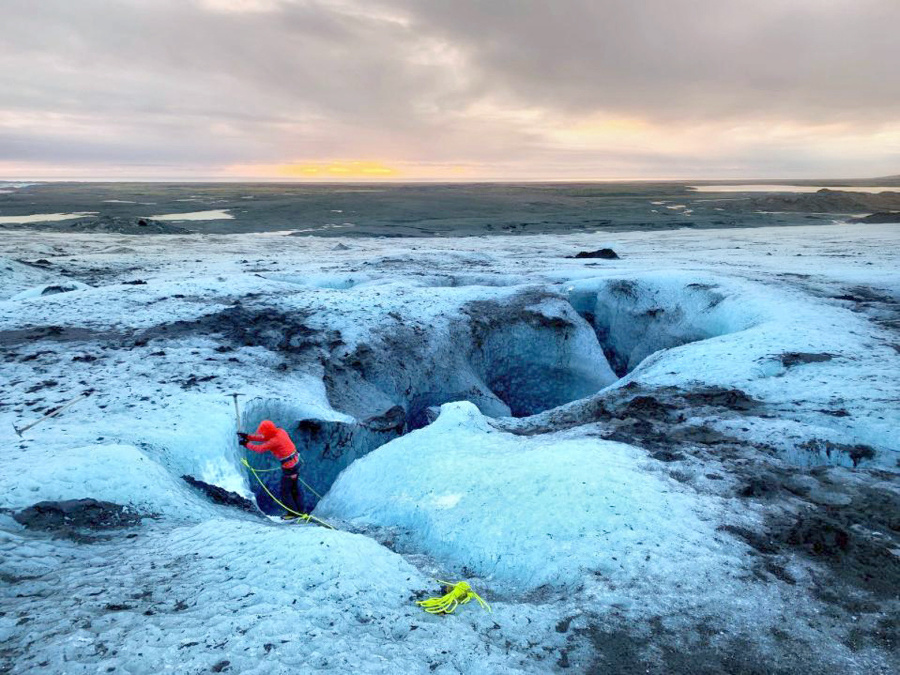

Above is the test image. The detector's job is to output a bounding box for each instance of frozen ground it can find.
[3,181,899,235]
[0,222,898,673]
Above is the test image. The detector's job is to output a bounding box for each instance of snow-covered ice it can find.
[1,222,898,673]
[151,209,234,221]
[689,184,898,193]
[0,212,97,225]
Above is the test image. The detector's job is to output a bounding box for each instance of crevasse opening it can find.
[566,276,745,376]
[239,398,404,515]
[239,279,750,515]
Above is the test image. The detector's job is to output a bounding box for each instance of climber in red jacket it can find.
[238,420,305,518]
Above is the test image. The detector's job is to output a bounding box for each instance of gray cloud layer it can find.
[400,0,900,121]
[1,0,898,178]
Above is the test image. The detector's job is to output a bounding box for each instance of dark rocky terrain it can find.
[2,180,900,236]
[850,212,900,224]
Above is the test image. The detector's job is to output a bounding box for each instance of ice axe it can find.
[229,393,245,432]
[14,390,92,438]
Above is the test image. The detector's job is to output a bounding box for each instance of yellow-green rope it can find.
[417,580,491,615]
[240,458,334,529]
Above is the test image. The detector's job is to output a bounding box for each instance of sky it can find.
[1,0,899,181]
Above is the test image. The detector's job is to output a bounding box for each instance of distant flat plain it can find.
[1,180,898,236]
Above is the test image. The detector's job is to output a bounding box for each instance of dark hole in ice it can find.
[567,278,735,377]
[238,281,745,514]
[240,399,407,516]
[483,363,604,417]
[40,284,78,296]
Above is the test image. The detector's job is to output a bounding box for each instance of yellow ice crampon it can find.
[416,580,491,615]
[240,458,335,530]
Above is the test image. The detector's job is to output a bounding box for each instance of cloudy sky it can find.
[2,0,899,180]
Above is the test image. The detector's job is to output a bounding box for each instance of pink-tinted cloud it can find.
[1,0,897,179]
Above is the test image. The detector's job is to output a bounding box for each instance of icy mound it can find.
[261,272,379,289]
[10,281,90,300]
[319,402,736,592]
[413,273,525,288]
[0,258,79,300]
[65,215,190,234]
[0,444,223,521]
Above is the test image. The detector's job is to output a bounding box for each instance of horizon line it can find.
[3,175,899,185]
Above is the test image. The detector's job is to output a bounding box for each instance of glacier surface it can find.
[1,223,898,673]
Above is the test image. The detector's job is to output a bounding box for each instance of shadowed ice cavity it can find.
[239,397,406,515]
[240,293,618,512]
[566,276,743,376]
[234,280,754,514]
[323,291,618,427]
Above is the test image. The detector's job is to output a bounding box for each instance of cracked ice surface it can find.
[0,222,898,673]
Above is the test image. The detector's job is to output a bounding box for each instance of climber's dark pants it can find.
[281,468,304,514]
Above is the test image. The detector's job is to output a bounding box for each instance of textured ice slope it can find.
[1,517,556,674]
[320,402,739,593]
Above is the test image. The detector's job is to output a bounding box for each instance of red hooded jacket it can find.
[245,420,299,469]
